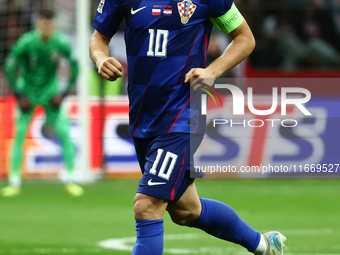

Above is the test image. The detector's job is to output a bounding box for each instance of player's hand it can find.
[19,96,30,112]
[184,68,215,92]
[50,94,63,109]
[97,57,123,81]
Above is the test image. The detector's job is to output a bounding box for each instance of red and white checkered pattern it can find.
[177,0,196,20]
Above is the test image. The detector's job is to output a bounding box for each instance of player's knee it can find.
[168,208,201,226]
[133,193,166,220]
[133,200,158,220]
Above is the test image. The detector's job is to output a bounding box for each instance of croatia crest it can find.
[97,0,105,13]
[177,0,196,24]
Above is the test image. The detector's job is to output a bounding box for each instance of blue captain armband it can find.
[210,3,245,33]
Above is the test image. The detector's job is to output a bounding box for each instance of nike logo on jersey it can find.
[147,179,166,186]
[131,6,147,15]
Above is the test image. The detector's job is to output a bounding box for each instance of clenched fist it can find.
[184,68,215,92]
[50,94,63,109]
[19,96,30,112]
[97,57,123,81]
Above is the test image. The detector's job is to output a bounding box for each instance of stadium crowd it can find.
[1,0,340,95]
[236,0,340,69]
[1,0,340,70]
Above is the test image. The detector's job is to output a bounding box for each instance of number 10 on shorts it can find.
[150,149,178,180]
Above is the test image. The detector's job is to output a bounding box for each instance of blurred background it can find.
[1,1,340,255]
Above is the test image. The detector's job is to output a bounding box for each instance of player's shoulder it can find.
[53,31,69,42]
[17,30,38,44]
[200,0,233,5]
[203,0,234,18]
[97,0,123,11]
[53,32,71,47]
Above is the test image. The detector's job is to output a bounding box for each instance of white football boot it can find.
[264,231,287,255]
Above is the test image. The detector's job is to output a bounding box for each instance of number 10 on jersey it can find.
[147,29,169,57]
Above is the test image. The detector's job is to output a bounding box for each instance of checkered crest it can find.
[177,0,196,24]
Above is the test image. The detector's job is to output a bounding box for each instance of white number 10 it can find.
[150,148,178,180]
[147,29,169,57]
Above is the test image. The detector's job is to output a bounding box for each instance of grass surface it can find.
[1,179,340,255]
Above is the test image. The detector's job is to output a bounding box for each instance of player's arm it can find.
[62,41,79,98]
[185,3,255,86]
[3,37,26,99]
[205,20,255,78]
[4,36,31,112]
[50,36,79,109]
[90,30,123,81]
[90,0,124,81]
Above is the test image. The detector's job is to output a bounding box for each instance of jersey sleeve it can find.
[4,34,29,92]
[209,1,245,34]
[93,0,124,37]
[208,0,233,18]
[58,34,79,94]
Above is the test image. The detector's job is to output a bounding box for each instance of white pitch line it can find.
[0,248,103,255]
[98,233,203,254]
[1,229,337,255]
[165,233,202,240]
[99,236,136,251]
[98,229,338,255]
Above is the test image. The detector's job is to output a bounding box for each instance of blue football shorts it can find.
[133,132,204,203]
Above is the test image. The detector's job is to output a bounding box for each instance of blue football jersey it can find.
[94,0,233,138]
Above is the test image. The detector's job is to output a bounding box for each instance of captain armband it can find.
[210,3,244,34]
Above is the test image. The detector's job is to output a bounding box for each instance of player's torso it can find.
[21,31,62,88]
[122,0,212,58]
[114,0,213,137]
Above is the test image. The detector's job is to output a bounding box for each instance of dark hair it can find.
[39,9,55,19]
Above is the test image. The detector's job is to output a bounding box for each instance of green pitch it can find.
[1,179,340,255]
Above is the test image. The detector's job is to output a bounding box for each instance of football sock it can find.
[54,115,75,177]
[253,235,267,255]
[131,219,164,255]
[190,198,261,252]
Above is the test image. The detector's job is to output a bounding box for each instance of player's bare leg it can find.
[134,193,168,220]
[167,180,286,255]
[166,180,201,226]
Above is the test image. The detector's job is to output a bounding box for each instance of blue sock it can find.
[131,219,164,255]
[190,198,261,252]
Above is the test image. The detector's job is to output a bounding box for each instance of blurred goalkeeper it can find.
[2,9,84,197]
